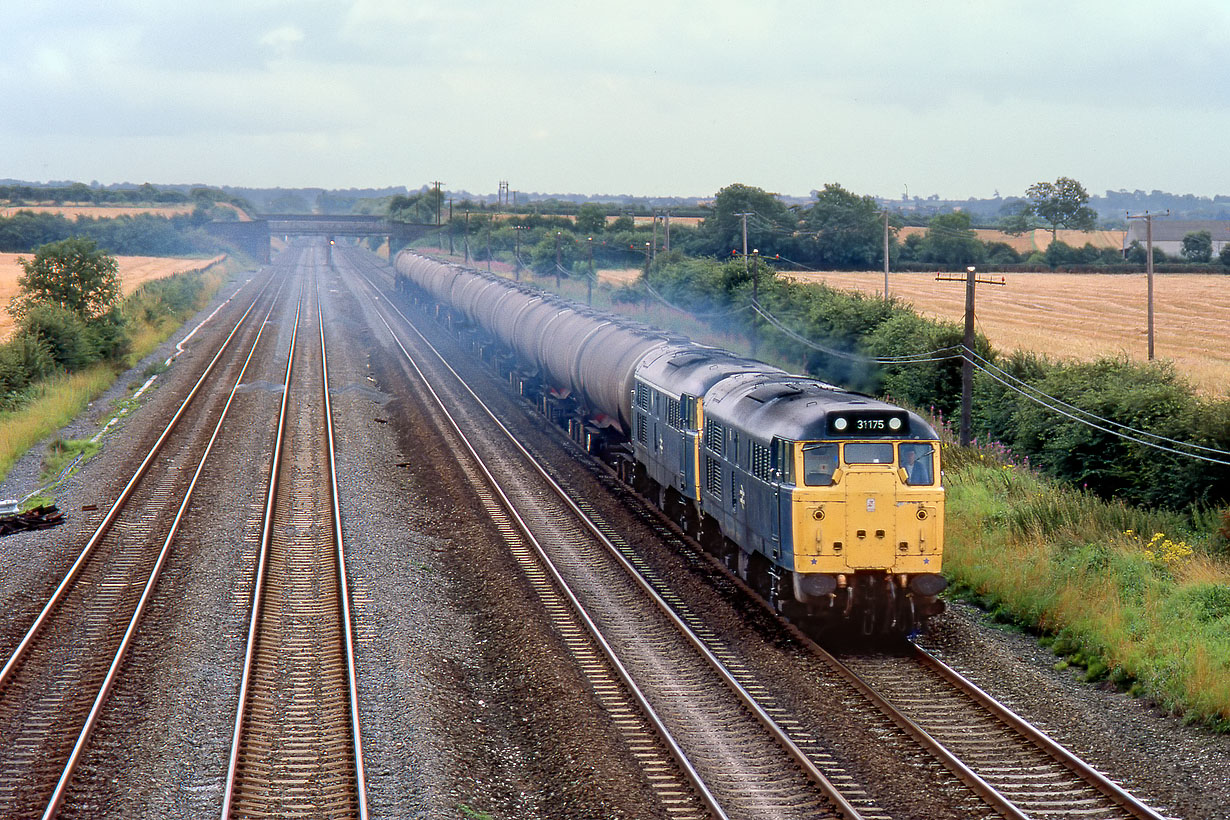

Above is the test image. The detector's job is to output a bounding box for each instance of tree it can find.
[1180,230,1213,262]
[1126,240,1166,265]
[799,183,884,268]
[921,211,984,267]
[696,183,794,258]
[997,200,1034,235]
[386,192,437,223]
[1024,177,1097,240]
[575,203,607,235]
[1221,242,1230,267]
[12,237,121,322]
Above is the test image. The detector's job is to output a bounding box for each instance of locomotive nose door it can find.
[844,471,895,568]
[841,442,897,569]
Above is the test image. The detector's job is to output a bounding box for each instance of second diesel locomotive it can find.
[394,251,946,634]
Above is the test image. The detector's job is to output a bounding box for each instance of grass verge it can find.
[943,443,1230,730]
[0,367,116,486]
[0,258,236,491]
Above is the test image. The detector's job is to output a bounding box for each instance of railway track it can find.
[0,265,283,817]
[344,248,1176,820]
[830,643,1170,820]
[222,255,367,818]
[339,248,883,820]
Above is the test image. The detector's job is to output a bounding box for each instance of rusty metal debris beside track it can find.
[0,505,65,537]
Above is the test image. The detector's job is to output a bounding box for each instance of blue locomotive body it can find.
[394,252,946,634]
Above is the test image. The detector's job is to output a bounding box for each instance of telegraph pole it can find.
[587,236,594,306]
[431,181,443,226]
[664,211,671,253]
[736,212,752,282]
[736,211,758,355]
[555,231,562,288]
[651,211,658,261]
[1127,210,1168,360]
[882,211,891,298]
[937,266,1006,446]
[448,199,454,255]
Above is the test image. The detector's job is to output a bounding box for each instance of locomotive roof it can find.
[703,373,939,442]
[636,343,783,397]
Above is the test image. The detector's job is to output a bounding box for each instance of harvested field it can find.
[0,253,225,340]
[0,204,195,219]
[897,227,1125,255]
[597,267,643,284]
[0,202,250,221]
[784,270,1230,397]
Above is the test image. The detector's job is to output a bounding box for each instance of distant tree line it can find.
[1,183,250,212]
[404,178,1230,275]
[0,210,226,256]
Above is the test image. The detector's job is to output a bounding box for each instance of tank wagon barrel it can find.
[395,252,672,431]
[393,250,946,636]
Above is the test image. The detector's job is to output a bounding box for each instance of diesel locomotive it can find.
[393,251,946,634]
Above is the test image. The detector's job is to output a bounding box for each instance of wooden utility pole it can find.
[664,211,671,253]
[431,181,443,226]
[1127,210,1168,360]
[464,211,470,264]
[587,236,594,306]
[937,266,1005,446]
[642,241,651,312]
[736,211,756,354]
[555,231,562,288]
[447,199,454,255]
[882,211,891,298]
[513,225,522,281]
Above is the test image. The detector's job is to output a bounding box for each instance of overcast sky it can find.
[4,1,1227,200]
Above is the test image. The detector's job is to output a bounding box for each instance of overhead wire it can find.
[964,356,1230,466]
[964,349,1230,459]
[471,215,1225,466]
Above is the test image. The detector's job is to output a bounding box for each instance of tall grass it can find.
[0,259,234,489]
[0,366,115,483]
[945,444,1230,729]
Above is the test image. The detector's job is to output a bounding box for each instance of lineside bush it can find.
[944,443,1230,729]
[0,258,233,486]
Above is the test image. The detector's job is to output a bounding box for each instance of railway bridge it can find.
[205,214,437,263]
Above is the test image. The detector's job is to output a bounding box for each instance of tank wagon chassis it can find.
[393,254,947,636]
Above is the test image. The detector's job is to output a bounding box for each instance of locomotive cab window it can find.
[802,443,839,486]
[843,442,894,464]
[899,442,935,485]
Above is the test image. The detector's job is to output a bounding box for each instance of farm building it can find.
[1123,219,1230,257]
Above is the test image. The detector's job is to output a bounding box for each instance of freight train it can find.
[393,252,946,635]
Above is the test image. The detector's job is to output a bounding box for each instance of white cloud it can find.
[259,25,306,57]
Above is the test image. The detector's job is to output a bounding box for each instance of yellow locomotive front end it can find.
[789,434,946,633]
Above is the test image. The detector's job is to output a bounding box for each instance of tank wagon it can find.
[394,252,946,634]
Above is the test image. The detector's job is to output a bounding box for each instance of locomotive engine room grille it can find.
[705,455,722,500]
[635,381,651,411]
[665,396,682,430]
[751,441,772,482]
[704,420,725,457]
[636,413,648,445]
